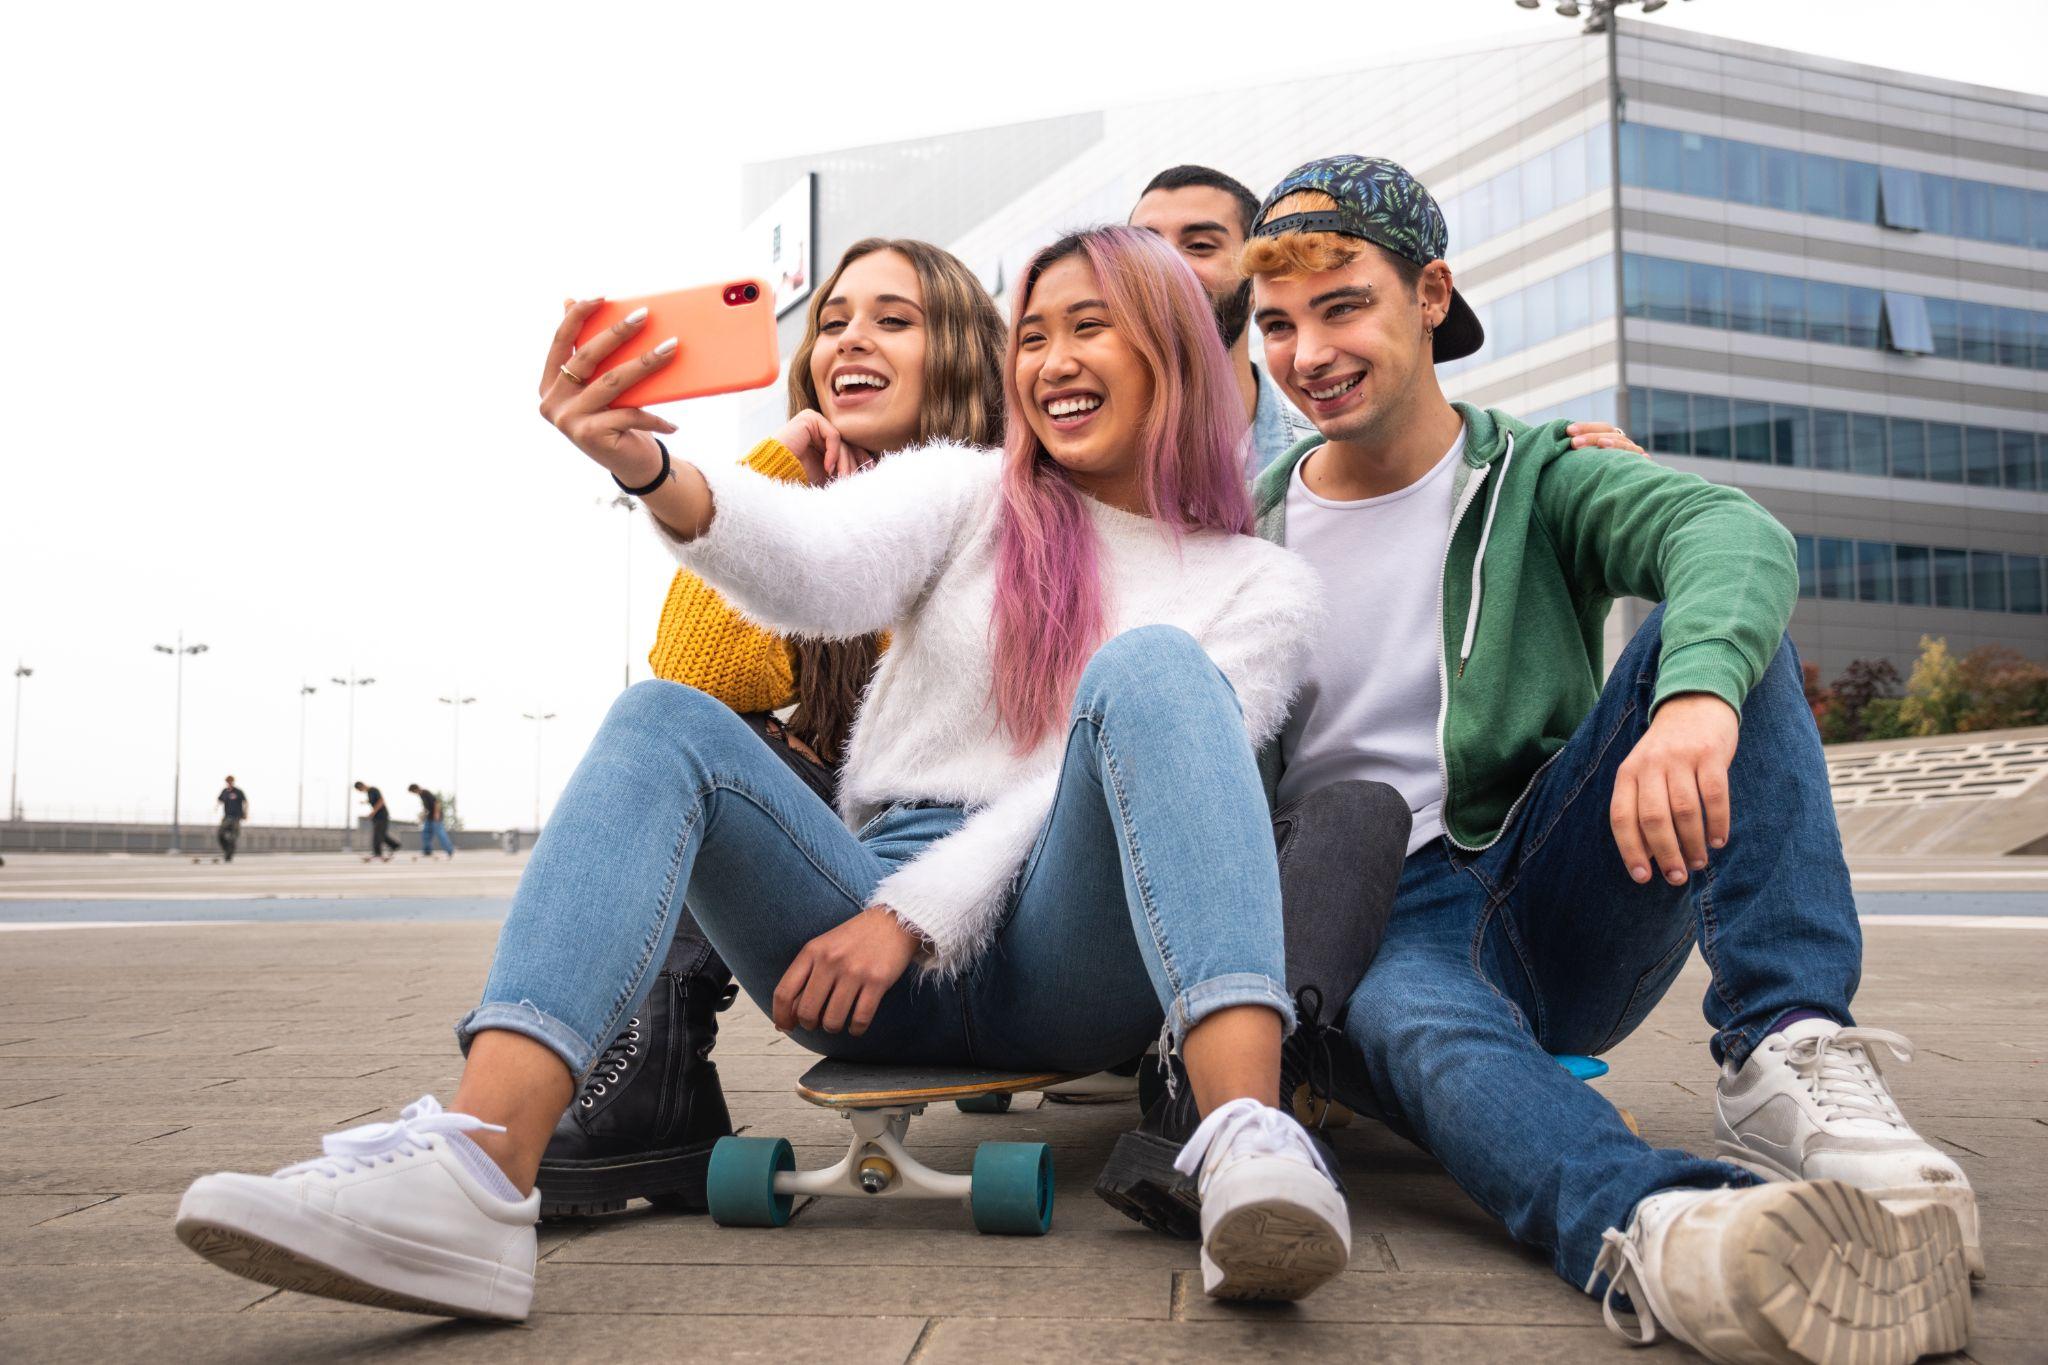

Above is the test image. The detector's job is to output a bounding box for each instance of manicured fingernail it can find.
[1666,869,1687,885]
[654,336,678,355]
[624,306,648,325]
[1632,866,1650,883]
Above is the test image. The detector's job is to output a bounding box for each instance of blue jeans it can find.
[459,625,1293,1078]
[1325,607,1860,1290]
[421,819,454,855]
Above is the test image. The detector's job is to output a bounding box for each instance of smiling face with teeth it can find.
[1251,239,1451,454]
[806,249,928,455]
[1014,254,1155,507]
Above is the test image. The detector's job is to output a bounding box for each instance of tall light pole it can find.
[1513,0,1691,434]
[151,633,210,853]
[331,671,375,850]
[8,663,31,823]
[521,710,557,833]
[296,684,318,828]
[438,692,476,815]
[602,493,639,691]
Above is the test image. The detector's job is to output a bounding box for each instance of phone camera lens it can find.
[742,284,760,302]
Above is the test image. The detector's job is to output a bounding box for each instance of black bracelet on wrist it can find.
[613,439,672,497]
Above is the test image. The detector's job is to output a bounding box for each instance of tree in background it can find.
[1955,646,2048,733]
[1811,637,2048,742]
[1817,658,1902,744]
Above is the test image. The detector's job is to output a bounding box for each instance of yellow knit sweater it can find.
[646,440,805,712]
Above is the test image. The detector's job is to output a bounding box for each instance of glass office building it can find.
[739,21,2048,679]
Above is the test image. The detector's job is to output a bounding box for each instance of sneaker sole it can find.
[175,1181,532,1321]
[1200,1199,1350,1302]
[537,1140,718,1220]
[1718,1144,1985,1280]
[1094,1130,1201,1242]
[1716,1179,1971,1365]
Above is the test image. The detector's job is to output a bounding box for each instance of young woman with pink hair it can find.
[175,227,1352,1315]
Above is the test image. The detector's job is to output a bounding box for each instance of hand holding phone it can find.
[576,280,779,408]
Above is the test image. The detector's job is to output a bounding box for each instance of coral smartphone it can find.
[574,279,780,408]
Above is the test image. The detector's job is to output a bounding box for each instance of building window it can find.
[1687,263,1727,329]
[1926,423,1965,484]
[1990,185,2028,247]
[1727,270,1768,335]
[1881,292,1935,355]
[1680,132,1722,198]
[1762,146,1802,212]
[1878,166,1926,230]
[1795,535,1817,598]
[1934,548,1970,610]
[2012,554,2046,616]
[1888,419,1926,481]
[1920,172,1954,234]
[1649,389,1690,455]
[1896,545,1931,606]
[1733,400,1773,463]
[1816,538,1855,599]
[1965,427,2002,487]
[1856,541,1895,604]
[1803,154,1845,219]
[1806,281,1848,346]
[1772,405,1812,467]
[2002,429,2038,490]
[1811,409,1850,471]
[1725,141,1762,206]
[1997,307,2032,369]
[2033,189,2048,251]
[1971,551,2008,612]
[1766,274,1805,339]
[1850,413,1889,478]
[1691,394,1732,460]
[1925,297,1959,359]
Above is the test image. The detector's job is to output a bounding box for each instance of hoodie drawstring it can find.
[1456,430,1515,678]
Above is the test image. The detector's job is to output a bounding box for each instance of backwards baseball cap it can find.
[1251,155,1483,363]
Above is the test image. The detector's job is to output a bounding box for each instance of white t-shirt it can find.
[1276,428,1465,853]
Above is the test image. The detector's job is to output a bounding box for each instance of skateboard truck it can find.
[706,1062,1071,1235]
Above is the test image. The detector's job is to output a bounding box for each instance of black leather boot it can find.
[536,942,737,1218]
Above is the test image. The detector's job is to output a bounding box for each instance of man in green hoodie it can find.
[1233,157,1976,1364]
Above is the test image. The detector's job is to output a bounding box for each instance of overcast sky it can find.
[4,0,2043,833]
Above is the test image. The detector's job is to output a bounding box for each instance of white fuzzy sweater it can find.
[654,439,1325,978]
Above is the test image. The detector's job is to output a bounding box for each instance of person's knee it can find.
[1286,779,1412,853]
[1074,624,1232,717]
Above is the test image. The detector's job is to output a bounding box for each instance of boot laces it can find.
[1587,1225,1664,1347]
[274,1096,504,1180]
[1285,985,1341,1126]
[1171,1096,1335,1190]
[1784,1027,1912,1129]
[578,1018,642,1108]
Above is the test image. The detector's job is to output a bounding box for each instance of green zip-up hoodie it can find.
[1254,402,1798,851]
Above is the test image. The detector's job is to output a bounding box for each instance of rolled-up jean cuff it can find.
[1165,972,1295,1049]
[455,1001,595,1079]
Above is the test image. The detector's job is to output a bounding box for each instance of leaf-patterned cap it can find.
[1252,155,1484,362]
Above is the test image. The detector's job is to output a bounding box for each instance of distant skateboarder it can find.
[408,783,455,859]
[354,781,401,861]
[216,776,248,862]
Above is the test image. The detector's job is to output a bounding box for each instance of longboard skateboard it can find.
[705,1060,1083,1236]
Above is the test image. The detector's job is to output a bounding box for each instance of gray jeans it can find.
[1272,779,1410,1014]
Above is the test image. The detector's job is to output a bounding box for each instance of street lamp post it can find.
[1514,1,1692,435]
[602,494,639,691]
[151,632,210,853]
[331,671,376,850]
[438,693,477,815]
[521,710,557,833]
[8,663,31,822]
[296,684,318,828]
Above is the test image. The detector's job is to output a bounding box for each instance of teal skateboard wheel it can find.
[706,1135,795,1228]
[956,1092,1013,1115]
[970,1141,1053,1236]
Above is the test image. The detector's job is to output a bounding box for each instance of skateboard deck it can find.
[796,1059,1084,1109]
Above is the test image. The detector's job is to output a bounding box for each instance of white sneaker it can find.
[1715,1019,1980,1277]
[1172,1096,1349,1301]
[174,1096,539,1320]
[1588,1180,1971,1365]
